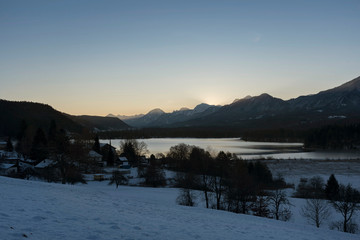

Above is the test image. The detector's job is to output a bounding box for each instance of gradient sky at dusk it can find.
[1,0,359,116]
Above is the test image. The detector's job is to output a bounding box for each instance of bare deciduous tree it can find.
[331,184,360,233]
[268,189,292,221]
[109,170,128,188]
[301,198,330,228]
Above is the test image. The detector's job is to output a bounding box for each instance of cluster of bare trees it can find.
[168,144,291,221]
[297,174,360,234]
[167,143,360,233]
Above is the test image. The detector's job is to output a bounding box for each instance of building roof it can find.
[89,150,102,158]
[0,163,16,169]
[100,143,116,149]
[35,159,56,169]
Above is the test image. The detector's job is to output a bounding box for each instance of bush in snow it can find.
[109,170,128,188]
[177,188,196,207]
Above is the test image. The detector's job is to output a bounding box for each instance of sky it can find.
[1,0,359,116]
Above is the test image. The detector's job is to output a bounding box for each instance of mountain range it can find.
[110,76,360,130]
[1,75,359,137]
[116,104,221,128]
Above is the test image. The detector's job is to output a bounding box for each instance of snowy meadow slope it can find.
[0,176,358,240]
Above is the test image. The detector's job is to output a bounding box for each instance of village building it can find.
[0,163,18,175]
[119,156,130,169]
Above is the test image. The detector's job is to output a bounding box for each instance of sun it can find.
[201,95,222,105]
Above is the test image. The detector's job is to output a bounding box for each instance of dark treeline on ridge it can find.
[304,124,360,149]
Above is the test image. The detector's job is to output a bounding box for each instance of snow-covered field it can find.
[0,176,359,240]
[262,158,360,189]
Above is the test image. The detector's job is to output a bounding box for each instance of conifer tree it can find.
[325,174,340,200]
[92,135,101,154]
[107,146,114,167]
[5,136,13,152]
[48,120,57,142]
[30,128,48,161]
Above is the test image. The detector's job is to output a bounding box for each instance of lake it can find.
[101,138,360,160]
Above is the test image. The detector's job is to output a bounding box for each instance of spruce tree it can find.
[30,128,48,161]
[48,120,57,142]
[92,135,101,154]
[107,146,114,167]
[5,136,13,152]
[17,119,28,141]
[325,174,340,200]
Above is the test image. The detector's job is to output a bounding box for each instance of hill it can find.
[0,100,130,137]
[1,176,358,240]
[72,115,130,131]
[0,100,83,137]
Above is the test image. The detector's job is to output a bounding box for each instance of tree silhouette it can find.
[325,174,340,200]
[109,170,128,188]
[92,134,101,154]
[5,136,13,152]
[30,128,48,161]
[301,198,330,228]
[106,145,115,167]
[331,184,360,233]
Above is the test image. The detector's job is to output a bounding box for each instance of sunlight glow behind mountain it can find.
[0,0,359,115]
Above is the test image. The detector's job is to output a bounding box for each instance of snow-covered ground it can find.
[262,158,360,189]
[0,176,359,240]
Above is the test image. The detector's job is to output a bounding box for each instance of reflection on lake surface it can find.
[101,138,360,160]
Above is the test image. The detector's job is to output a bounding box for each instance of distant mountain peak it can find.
[233,95,252,104]
[335,76,360,92]
[258,93,273,98]
[193,103,212,113]
[243,95,252,100]
[147,108,165,115]
[179,107,190,111]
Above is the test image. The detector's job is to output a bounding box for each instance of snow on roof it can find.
[89,150,102,158]
[0,163,16,169]
[0,151,19,159]
[19,162,33,169]
[35,159,56,169]
[119,156,128,161]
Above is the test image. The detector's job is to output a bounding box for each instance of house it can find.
[119,156,130,169]
[88,150,104,166]
[33,159,58,180]
[100,143,117,154]
[100,143,119,167]
[35,159,56,169]
[0,163,18,175]
[0,140,6,151]
[0,150,18,160]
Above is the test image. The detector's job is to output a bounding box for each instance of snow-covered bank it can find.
[0,177,358,240]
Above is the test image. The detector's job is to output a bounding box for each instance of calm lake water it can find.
[101,138,360,160]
